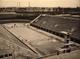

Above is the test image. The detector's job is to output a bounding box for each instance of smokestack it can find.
[17,2,20,7]
[28,2,31,7]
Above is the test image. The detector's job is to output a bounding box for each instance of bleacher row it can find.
[30,15,80,43]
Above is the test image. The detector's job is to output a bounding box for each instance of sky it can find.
[0,0,80,7]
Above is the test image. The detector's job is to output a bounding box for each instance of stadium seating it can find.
[30,14,80,43]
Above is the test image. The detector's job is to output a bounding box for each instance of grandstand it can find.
[30,14,80,44]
